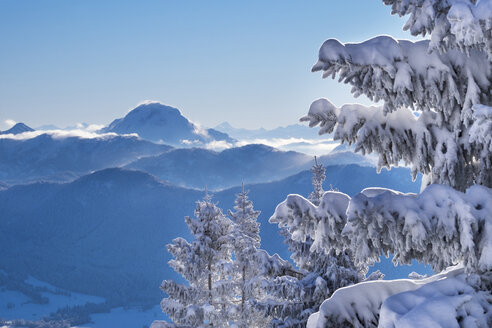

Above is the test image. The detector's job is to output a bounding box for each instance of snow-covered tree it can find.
[263,159,360,327]
[271,1,492,327]
[155,193,235,328]
[227,184,267,327]
[308,157,325,206]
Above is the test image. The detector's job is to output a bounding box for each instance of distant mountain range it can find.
[0,129,369,187]
[126,144,373,190]
[0,133,171,184]
[101,102,235,146]
[214,121,327,140]
[0,165,420,307]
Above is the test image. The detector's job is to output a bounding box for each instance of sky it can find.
[0,0,418,130]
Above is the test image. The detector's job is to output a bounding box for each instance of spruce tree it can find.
[272,1,492,326]
[228,184,267,328]
[265,159,360,327]
[156,192,234,328]
[308,156,325,206]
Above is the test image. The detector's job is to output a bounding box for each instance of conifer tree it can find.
[271,1,492,326]
[264,159,360,327]
[228,184,268,328]
[157,192,234,328]
[308,156,325,206]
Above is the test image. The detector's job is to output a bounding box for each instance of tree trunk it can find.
[241,265,246,314]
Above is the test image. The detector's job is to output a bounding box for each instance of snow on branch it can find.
[301,98,492,190]
[383,0,492,56]
[270,185,492,274]
[470,104,492,187]
[311,36,490,124]
[307,266,492,328]
[270,191,350,256]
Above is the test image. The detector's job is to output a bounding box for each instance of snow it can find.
[0,276,104,322]
[271,183,492,275]
[79,305,167,328]
[302,95,492,191]
[307,266,492,328]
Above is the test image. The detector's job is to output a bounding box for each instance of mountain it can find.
[214,122,326,140]
[0,123,34,135]
[0,165,421,309]
[125,144,373,190]
[0,133,171,184]
[102,102,235,146]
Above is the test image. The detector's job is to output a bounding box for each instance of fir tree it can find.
[157,192,234,328]
[228,184,268,328]
[265,159,360,327]
[308,156,325,206]
[272,1,492,326]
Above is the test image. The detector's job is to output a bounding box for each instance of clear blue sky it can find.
[0,0,416,130]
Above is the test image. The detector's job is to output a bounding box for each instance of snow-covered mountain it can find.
[125,144,373,190]
[0,133,171,184]
[214,122,324,140]
[0,165,420,310]
[0,123,34,135]
[102,101,234,146]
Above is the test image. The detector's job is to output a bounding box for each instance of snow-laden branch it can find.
[270,191,350,256]
[311,36,491,124]
[470,104,492,187]
[307,266,492,328]
[383,0,492,56]
[301,98,492,190]
[270,184,492,274]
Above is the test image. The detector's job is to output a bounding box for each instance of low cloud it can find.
[0,129,139,141]
[4,119,16,129]
[236,137,339,156]
[205,140,234,151]
[203,137,340,155]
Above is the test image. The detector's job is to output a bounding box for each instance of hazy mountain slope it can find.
[0,165,420,308]
[0,134,171,184]
[102,102,234,146]
[125,144,373,190]
[0,123,34,135]
[125,144,310,189]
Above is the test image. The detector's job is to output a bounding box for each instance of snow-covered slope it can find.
[0,132,171,184]
[102,101,234,146]
[125,144,373,190]
[0,165,419,310]
[0,123,34,135]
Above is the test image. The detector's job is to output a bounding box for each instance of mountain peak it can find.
[102,102,234,146]
[0,122,34,135]
[129,101,182,117]
[215,122,234,130]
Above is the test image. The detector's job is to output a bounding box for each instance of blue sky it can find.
[0,0,417,129]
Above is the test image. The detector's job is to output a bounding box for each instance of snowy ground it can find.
[0,275,168,327]
[79,305,167,328]
[0,276,104,321]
